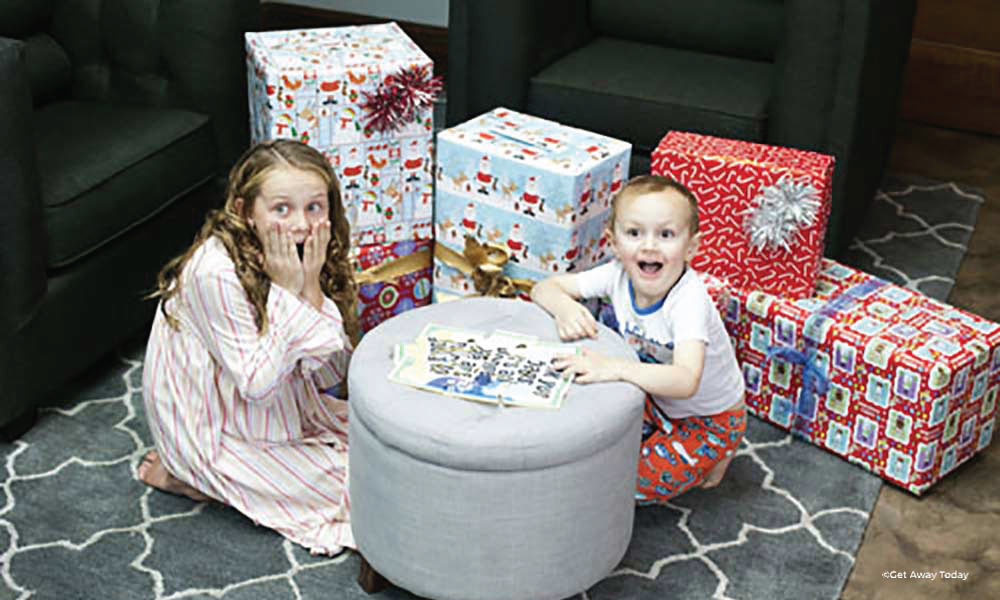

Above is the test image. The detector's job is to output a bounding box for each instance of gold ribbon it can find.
[353,247,432,285]
[433,235,534,298]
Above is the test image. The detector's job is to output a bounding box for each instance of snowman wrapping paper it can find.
[246,23,436,246]
[432,108,630,302]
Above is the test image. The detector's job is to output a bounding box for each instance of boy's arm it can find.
[554,339,704,399]
[618,339,704,398]
[530,274,599,340]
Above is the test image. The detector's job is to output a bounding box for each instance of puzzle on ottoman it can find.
[714,258,999,495]
[245,23,436,245]
[433,108,630,301]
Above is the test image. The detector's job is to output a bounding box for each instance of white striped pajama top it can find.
[143,236,355,554]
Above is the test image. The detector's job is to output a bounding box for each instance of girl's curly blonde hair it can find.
[151,139,361,346]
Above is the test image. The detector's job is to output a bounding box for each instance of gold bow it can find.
[434,235,535,298]
[353,247,432,285]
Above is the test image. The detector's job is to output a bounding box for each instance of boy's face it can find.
[608,189,699,309]
[237,166,330,244]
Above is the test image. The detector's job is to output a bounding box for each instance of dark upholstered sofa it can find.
[446,0,917,257]
[0,0,259,438]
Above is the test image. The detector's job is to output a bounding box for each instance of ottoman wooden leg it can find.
[357,554,390,594]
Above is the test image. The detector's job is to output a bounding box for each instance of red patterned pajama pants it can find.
[635,396,746,504]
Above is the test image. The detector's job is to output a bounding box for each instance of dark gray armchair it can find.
[447,0,917,257]
[0,0,259,438]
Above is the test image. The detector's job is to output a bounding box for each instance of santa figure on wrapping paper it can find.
[476,155,497,195]
[506,223,528,262]
[519,176,543,217]
[564,229,580,272]
[610,161,624,196]
[403,138,425,182]
[342,146,364,189]
[579,172,593,215]
[461,202,482,238]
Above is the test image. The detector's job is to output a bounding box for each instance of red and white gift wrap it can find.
[652,132,834,300]
[712,259,999,495]
[353,239,433,334]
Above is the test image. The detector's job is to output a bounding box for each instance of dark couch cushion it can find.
[35,101,215,268]
[0,0,52,37]
[589,0,783,61]
[23,33,72,105]
[527,37,773,155]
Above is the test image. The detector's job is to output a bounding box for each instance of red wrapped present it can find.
[712,259,999,495]
[353,239,433,333]
[652,132,834,299]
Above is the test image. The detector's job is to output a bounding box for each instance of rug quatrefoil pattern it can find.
[0,174,981,600]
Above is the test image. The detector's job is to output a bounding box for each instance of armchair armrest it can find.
[159,0,261,169]
[770,0,916,255]
[447,0,591,125]
[0,37,46,340]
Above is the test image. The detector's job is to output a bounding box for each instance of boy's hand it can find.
[263,223,305,294]
[551,348,621,383]
[553,302,599,341]
[300,220,331,309]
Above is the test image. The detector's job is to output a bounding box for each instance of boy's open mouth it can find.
[296,243,305,260]
[638,260,662,274]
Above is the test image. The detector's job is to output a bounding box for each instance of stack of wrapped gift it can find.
[654,132,999,494]
[246,23,437,332]
[433,108,631,302]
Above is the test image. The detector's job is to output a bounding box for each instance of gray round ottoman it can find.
[348,297,645,600]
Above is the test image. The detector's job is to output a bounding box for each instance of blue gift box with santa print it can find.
[432,108,631,302]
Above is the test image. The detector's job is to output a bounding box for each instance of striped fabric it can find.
[143,236,355,554]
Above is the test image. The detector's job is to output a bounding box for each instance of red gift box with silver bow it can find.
[652,132,835,299]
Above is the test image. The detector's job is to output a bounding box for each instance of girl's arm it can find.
[186,264,344,404]
[551,339,705,399]
[530,274,599,340]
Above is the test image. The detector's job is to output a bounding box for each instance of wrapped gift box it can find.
[652,132,834,299]
[246,23,436,245]
[714,258,999,495]
[433,107,630,302]
[353,239,433,333]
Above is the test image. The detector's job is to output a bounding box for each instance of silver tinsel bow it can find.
[742,174,821,252]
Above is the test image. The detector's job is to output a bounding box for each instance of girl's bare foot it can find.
[137,451,210,502]
[700,454,734,489]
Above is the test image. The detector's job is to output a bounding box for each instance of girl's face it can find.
[241,166,330,243]
[609,189,699,309]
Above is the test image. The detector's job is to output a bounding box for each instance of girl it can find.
[531,175,746,502]
[138,139,360,554]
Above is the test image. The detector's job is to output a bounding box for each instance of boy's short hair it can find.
[608,175,700,234]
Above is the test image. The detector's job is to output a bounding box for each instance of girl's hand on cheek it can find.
[299,221,330,309]
[302,220,330,285]
[263,223,305,294]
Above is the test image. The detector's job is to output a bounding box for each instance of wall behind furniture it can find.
[259,0,447,27]
[900,0,1000,136]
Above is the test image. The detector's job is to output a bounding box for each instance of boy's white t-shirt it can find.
[575,261,744,419]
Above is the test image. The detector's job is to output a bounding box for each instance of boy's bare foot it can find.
[137,451,210,502]
[700,454,734,489]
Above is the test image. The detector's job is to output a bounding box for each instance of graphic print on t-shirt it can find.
[594,297,673,364]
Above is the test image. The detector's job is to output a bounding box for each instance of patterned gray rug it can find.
[0,174,982,600]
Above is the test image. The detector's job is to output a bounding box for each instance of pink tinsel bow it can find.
[360,64,442,134]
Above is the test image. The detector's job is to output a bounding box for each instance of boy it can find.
[531,175,745,501]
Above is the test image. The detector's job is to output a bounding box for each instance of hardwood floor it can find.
[841,120,1000,600]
